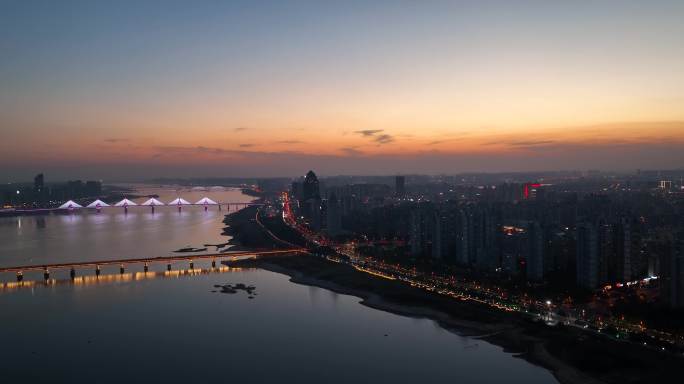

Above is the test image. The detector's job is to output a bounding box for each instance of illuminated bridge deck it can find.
[0,249,308,273]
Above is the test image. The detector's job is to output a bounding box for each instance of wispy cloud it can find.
[275,140,305,144]
[508,140,555,147]
[353,129,394,145]
[104,138,130,143]
[233,127,248,132]
[239,143,255,148]
[340,147,363,156]
[375,134,394,144]
[355,129,384,137]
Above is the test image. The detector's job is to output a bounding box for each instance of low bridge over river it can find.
[0,249,307,282]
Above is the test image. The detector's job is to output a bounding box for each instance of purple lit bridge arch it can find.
[58,197,262,213]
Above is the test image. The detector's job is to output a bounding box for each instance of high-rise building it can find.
[577,222,599,289]
[455,209,469,265]
[526,221,545,281]
[303,198,321,230]
[659,180,673,191]
[326,193,341,236]
[613,218,632,282]
[395,176,405,197]
[409,204,440,259]
[303,170,320,201]
[468,206,498,271]
[670,239,684,308]
[33,173,44,194]
[658,233,684,308]
[33,173,45,206]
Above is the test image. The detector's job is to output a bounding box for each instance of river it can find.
[0,185,557,383]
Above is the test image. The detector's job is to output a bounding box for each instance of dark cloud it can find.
[375,134,394,144]
[340,147,363,156]
[353,129,394,145]
[355,129,384,137]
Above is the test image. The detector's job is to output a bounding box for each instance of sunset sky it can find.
[2,0,684,181]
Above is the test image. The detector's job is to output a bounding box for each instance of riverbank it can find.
[226,253,683,384]
[221,205,283,250]
[219,203,683,383]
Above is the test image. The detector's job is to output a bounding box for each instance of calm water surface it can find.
[0,186,557,383]
[0,185,252,268]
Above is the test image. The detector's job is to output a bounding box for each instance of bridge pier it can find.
[95,265,101,276]
[144,263,149,273]
[189,260,194,270]
[16,271,23,282]
[211,259,216,268]
[167,263,172,272]
[70,267,76,280]
[119,264,125,274]
[43,268,50,281]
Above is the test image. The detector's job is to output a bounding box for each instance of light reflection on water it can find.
[0,186,253,268]
[0,266,251,292]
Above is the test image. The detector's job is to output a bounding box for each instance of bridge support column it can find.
[144,263,149,273]
[16,271,23,282]
[70,267,76,280]
[95,265,101,276]
[43,268,50,281]
[167,263,172,272]
[120,264,125,274]
[189,260,194,270]
[211,259,216,268]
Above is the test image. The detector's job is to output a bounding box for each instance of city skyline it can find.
[2,1,684,180]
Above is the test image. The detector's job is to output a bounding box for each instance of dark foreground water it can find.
[0,186,557,383]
